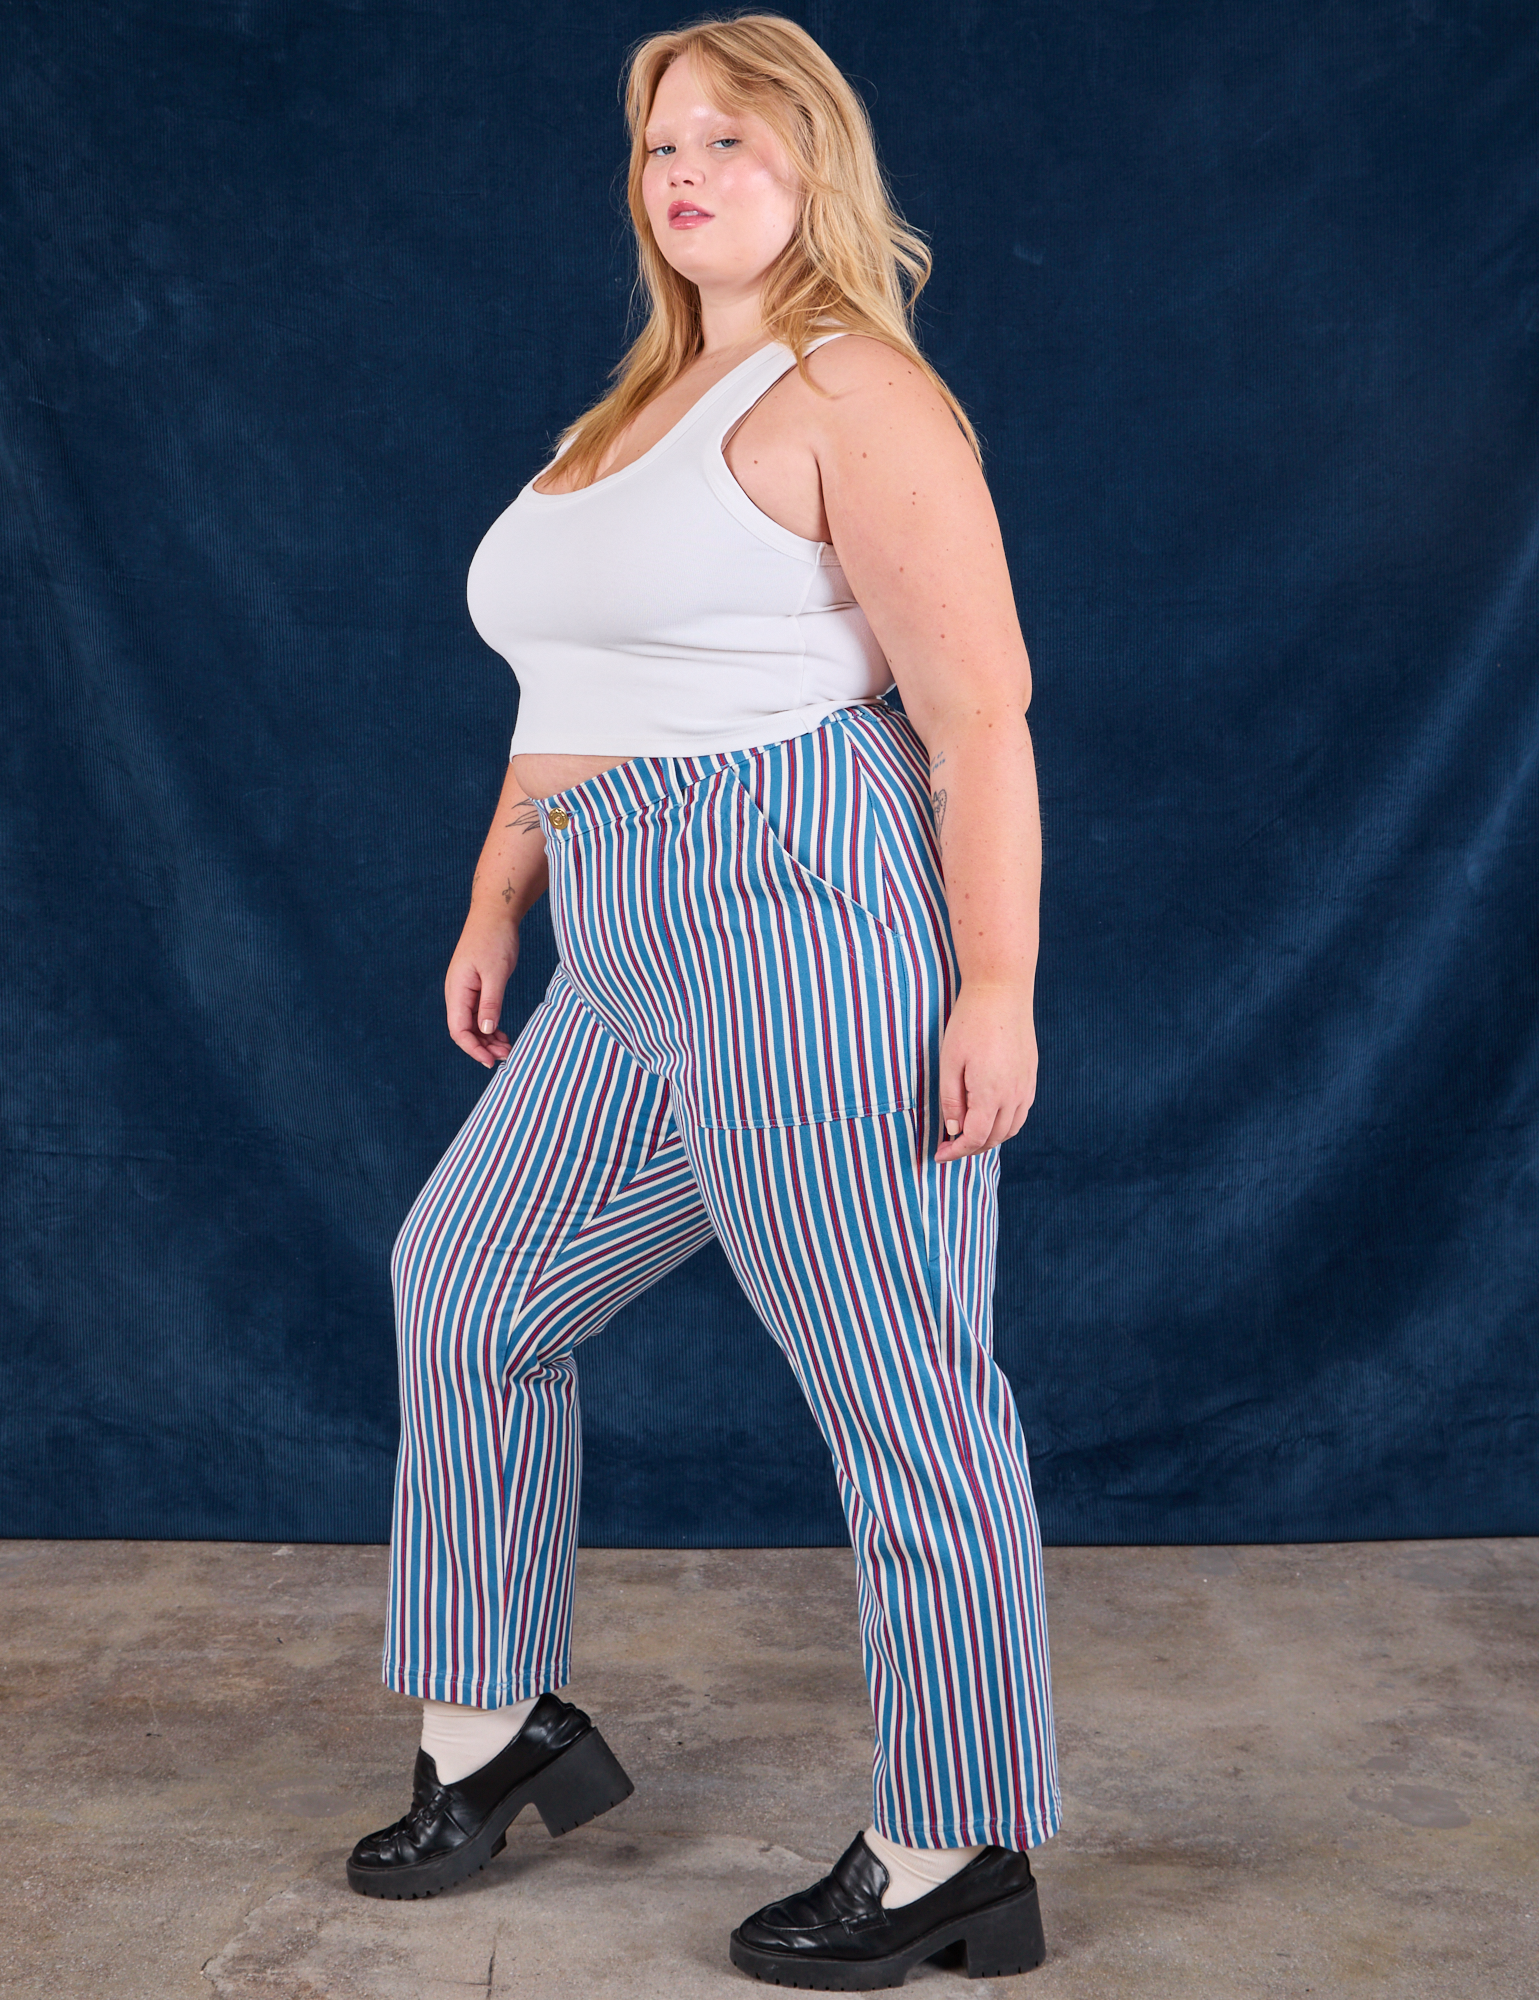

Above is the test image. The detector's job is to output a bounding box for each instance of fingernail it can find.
[945,1119,960,1136]
[480,1019,495,1033]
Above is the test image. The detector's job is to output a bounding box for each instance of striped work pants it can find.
[383,699,1061,1850]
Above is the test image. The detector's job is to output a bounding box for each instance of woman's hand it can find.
[935,982,1038,1161]
[446,911,519,1068]
[445,761,552,1067]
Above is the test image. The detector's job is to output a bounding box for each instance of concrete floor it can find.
[0,1539,1534,1999]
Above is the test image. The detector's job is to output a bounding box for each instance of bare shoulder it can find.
[798,334,970,455]
[805,331,923,384]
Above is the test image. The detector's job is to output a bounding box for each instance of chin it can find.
[662,247,722,282]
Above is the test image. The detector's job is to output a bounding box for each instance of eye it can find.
[647,143,675,157]
[711,136,741,149]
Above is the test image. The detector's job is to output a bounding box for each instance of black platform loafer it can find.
[346,1692,633,1900]
[728,1832,1046,1989]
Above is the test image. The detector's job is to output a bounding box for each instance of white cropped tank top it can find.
[465,330,895,758]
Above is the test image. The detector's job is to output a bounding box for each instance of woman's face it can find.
[640,55,801,303]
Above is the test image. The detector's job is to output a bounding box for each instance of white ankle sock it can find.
[863,1826,985,1909]
[420,1695,539,1785]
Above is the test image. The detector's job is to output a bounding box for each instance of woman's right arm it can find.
[445,761,550,1068]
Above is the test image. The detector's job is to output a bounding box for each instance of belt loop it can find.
[666,753,703,801]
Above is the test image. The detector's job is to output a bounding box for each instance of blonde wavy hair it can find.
[547,10,981,488]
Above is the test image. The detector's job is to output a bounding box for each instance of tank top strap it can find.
[707,329,852,448]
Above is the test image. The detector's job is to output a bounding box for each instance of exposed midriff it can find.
[511,752,638,801]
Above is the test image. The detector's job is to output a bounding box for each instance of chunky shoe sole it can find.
[346,1724,633,1900]
[728,1879,1046,1990]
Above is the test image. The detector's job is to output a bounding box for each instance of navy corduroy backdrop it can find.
[4,1,1537,1545]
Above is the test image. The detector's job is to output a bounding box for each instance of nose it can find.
[668,154,702,187]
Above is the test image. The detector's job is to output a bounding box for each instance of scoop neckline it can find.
[523,340,785,503]
[522,330,847,503]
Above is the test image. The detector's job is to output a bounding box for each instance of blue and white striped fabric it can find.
[384,699,1061,1850]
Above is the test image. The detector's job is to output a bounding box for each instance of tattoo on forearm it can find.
[501,876,516,906]
[506,801,543,835]
[929,753,948,839]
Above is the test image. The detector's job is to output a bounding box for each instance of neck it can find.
[695,282,770,359]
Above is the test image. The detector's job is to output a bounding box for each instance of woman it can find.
[348,13,1060,1987]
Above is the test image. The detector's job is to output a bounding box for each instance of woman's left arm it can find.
[811,338,1041,1162]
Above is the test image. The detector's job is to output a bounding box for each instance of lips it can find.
[667,200,713,225]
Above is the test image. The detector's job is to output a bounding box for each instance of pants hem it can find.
[870,1803,1063,1852]
[383,1662,569,1707]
